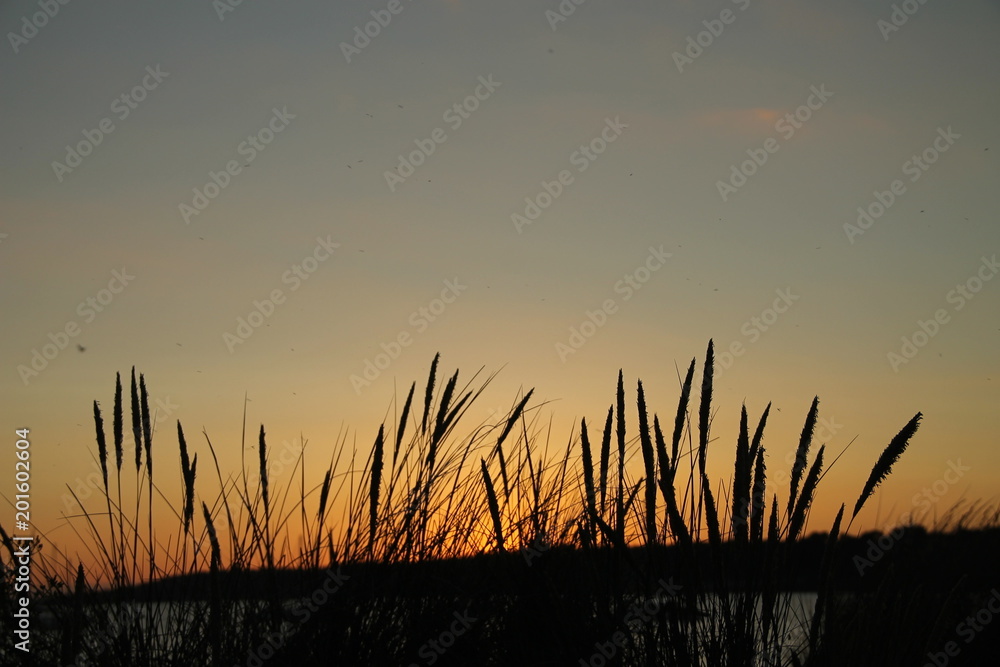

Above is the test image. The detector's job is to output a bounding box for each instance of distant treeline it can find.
[88,526,1000,603]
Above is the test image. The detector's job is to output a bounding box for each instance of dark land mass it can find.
[93,526,1000,603]
[25,527,1000,665]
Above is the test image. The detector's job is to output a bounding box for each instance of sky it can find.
[1,0,998,568]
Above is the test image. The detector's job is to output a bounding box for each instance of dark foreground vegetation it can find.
[2,341,998,666]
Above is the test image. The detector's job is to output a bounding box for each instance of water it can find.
[43,591,818,665]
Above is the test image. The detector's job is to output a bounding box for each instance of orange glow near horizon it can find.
[29,358,994,587]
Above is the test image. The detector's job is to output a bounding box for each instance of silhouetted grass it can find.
[2,341,997,666]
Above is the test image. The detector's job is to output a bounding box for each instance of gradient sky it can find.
[2,0,998,565]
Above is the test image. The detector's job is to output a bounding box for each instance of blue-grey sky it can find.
[2,0,998,551]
